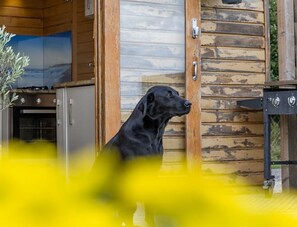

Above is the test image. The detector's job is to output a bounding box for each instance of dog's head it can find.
[137,86,191,120]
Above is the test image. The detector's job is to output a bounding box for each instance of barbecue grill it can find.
[237,81,297,193]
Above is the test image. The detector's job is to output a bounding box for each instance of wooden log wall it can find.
[1,0,266,185]
[72,0,95,81]
[119,0,187,173]
[0,0,72,36]
[43,0,72,35]
[0,0,43,35]
[0,0,94,81]
[201,0,266,185]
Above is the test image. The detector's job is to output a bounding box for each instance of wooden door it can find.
[95,0,201,168]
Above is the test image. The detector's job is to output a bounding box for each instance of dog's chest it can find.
[140,127,164,155]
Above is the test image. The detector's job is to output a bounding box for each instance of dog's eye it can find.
[167,91,173,97]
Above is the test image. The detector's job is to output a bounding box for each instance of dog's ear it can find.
[137,100,147,116]
[137,95,148,116]
[137,92,154,116]
[147,92,155,104]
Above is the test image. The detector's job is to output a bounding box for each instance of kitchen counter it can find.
[53,78,95,89]
[10,89,56,94]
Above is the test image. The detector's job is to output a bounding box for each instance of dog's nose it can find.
[184,100,192,108]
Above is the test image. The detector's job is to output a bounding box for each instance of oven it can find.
[2,90,57,144]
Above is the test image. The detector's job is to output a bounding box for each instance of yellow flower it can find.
[0,141,297,227]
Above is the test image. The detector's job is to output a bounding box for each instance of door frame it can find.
[94,0,121,148]
[94,0,201,168]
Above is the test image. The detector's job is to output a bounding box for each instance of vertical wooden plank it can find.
[186,0,202,169]
[72,0,78,81]
[74,0,94,81]
[264,0,271,81]
[278,0,295,80]
[294,0,297,80]
[100,0,121,144]
[94,0,101,149]
[286,0,297,190]
[277,0,297,190]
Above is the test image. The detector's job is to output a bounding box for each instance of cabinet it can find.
[0,109,9,157]
[56,85,95,176]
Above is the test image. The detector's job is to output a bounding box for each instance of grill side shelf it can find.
[237,98,263,110]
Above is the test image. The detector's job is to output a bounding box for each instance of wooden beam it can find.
[278,0,295,80]
[264,0,271,81]
[99,0,121,145]
[277,0,297,190]
[72,0,78,81]
[186,0,202,169]
[94,0,101,149]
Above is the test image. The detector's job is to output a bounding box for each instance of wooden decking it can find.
[241,193,297,214]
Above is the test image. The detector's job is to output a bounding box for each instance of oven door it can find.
[12,107,56,143]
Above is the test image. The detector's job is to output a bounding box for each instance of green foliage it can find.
[271,116,281,161]
[269,0,281,163]
[0,26,30,110]
[270,0,278,81]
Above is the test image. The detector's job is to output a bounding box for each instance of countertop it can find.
[10,89,56,94]
[53,78,95,89]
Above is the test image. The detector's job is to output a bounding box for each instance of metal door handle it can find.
[21,109,56,114]
[193,61,198,81]
[57,99,61,126]
[69,99,73,125]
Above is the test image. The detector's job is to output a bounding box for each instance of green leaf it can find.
[0,25,30,110]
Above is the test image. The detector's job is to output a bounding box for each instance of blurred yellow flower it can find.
[0,141,297,227]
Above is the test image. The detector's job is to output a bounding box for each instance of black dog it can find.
[103,85,191,160]
[93,85,191,226]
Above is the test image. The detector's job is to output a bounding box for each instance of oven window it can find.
[13,107,56,144]
[19,116,56,143]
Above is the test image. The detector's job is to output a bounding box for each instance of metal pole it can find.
[264,112,271,180]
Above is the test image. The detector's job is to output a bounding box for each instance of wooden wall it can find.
[118,0,267,185]
[72,0,94,81]
[0,0,72,36]
[0,0,94,82]
[119,0,187,172]
[200,0,266,185]
[43,0,72,35]
[2,0,266,185]
[0,0,43,35]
